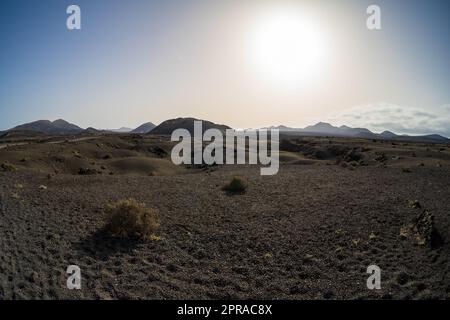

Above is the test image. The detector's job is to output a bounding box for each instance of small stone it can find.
[28,271,39,283]
[323,290,334,299]
[381,293,393,300]
[397,272,410,285]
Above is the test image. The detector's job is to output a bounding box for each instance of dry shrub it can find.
[1,162,17,172]
[105,198,159,240]
[223,176,247,194]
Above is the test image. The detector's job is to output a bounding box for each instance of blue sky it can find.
[1,0,449,136]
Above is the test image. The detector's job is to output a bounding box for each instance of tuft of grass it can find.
[73,150,81,158]
[400,225,410,239]
[11,192,20,199]
[222,176,247,194]
[409,200,421,209]
[1,162,17,172]
[104,198,159,240]
[263,252,273,259]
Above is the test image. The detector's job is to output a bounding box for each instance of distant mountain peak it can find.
[10,119,83,134]
[268,122,448,143]
[305,122,336,130]
[131,122,156,134]
[380,130,396,138]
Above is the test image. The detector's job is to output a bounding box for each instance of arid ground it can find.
[0,133,449,299]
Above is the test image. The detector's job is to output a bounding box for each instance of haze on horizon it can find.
[1,0,449,136]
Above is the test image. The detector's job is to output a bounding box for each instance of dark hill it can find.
[149,118,231,135]
[131,122,156,134]
[10,119,83,134]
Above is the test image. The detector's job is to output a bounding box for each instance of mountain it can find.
[10,119,83,134]
[271,122,449,143]
[131,122,156,134]
[304,122,341,134]
[84,127,103,135]
[149,117,230,135]
[379,130,397,139]
[390,134,450,144]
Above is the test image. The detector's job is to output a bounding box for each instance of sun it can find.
[246,7,329,90]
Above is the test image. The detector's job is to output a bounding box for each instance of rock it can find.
[78,167,98,175]
[397,272,410,285]
[381,293,393,300]
[28,271,39,283]
[323,290,334,299]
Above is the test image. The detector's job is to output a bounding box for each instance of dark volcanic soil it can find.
[0,135,449,299]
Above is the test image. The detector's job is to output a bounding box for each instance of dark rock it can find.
[78,167,98,175]
[397,272,410,285]
[323,290,334,299]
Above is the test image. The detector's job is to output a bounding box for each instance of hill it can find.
[131,122,156,134]
[149,118,230,135]
[271,122,449,143]
[10,119,83,134]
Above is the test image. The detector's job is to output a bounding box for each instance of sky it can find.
[1,0,449,136]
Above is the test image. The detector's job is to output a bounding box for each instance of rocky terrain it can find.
[0,133,449,299]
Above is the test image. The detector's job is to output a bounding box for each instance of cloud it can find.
[328,103,450,137]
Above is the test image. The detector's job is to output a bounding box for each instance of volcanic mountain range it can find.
[1,118,448,143]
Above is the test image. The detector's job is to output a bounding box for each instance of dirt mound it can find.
[0,135,197,176]
[280,139,364,162]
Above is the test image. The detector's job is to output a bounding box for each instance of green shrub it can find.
[105,198,159,240]
[223,176,247,194]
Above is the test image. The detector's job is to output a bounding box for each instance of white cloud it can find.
[327,103,450,137]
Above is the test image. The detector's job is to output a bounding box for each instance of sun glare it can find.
[246,7,329,90]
